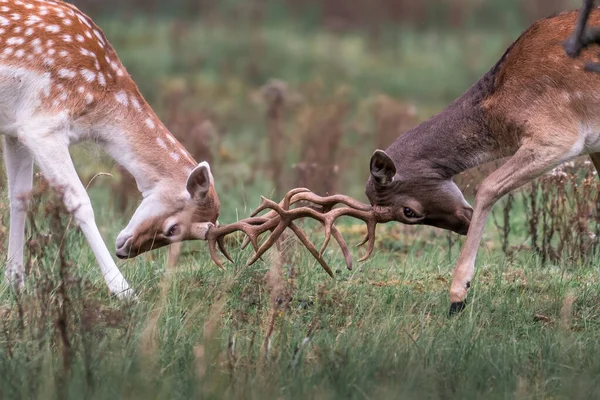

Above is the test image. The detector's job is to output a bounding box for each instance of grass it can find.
[2,9,600,400]
[1,179,600,399]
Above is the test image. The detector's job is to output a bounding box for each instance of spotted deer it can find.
[206,7,600,314]
[0,0,220,298]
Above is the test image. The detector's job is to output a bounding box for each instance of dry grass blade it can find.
[207,187,391,275]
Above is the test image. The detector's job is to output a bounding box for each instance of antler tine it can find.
[246,219,289,266]
[357,220,377,262]
[208,238,227,271]
[206,216,279,268]
[288,191,372,211]
[330,224,353,270]
[217,236,234,263]
[288,222,334,277]
[245,197,293,265]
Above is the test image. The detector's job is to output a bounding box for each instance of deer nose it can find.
[115,235,133,259]
[115,234,129,250]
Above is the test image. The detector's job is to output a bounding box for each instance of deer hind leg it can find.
[19,127,133,298]
[449,141,576,314]
[2,136,33,288]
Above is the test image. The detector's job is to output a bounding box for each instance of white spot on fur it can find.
[13,26,21,33]
[14,49,24,58]
[43,57,54,66]
[131,97,142,112]
[24,27,33,36]
[11,13,20,21]
[59,50,68,57]
[145,118,155,129]
[46,39,54,47]
[166,134,177,144]
[60,92,68,101]
[45,25,60,33]
[97,72,106,86]
[77,86,85,94]
[6,37,25,45]
[47,48,55,55]
[85,93,93,104]
[115,90,129,106]
[170,152,180,161]
[77,14,91,28]
[85,30,92,39]
[93,29,103,42]
[75,34,84,42]
[62,34,72,43]
[0,16,10,26]
[58,68,76,79]
[2,47,13,55]
[156,137,167,149]
[80,68,95,82]
[63,18,72,26]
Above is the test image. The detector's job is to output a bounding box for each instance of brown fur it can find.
[365,8,600,308]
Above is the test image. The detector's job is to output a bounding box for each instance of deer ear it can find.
[186,162,214,201]
[370,150,396,186]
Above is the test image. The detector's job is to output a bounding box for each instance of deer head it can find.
[115,162,220,259]
[365,150,473,235]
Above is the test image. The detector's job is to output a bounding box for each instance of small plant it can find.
[490,159,600,265]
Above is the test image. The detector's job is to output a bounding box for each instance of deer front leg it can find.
[2,136,33,288]
[19,127,133,298]
[449,143,573,314]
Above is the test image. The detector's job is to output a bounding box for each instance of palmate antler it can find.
[206,188,393,276]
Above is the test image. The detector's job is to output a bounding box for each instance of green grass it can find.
[1,182,600,399]
[3,12,600,400]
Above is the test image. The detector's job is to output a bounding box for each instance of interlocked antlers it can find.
[206,188,392,276]
[565,0,600,72]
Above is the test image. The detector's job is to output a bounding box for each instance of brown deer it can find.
[208,6,600,314]
[0,0,220,298]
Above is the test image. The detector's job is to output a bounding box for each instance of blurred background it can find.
[61,0,582,221]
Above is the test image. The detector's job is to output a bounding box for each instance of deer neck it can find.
[87,106,197,198]
[388,82,516,180]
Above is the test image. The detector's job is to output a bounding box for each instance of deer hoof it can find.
[448,301,467,316]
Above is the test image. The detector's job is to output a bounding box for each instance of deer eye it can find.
[165,224,180,237]
[403,207,417,219]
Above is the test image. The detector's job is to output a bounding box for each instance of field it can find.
[2,1,600,399]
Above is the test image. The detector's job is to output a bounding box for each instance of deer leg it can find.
[589,153,600,173]
[2,136,33,288]
[449,143,572,314]
[19,129,133,298]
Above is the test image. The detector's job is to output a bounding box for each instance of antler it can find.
[206,188,392,276]
[565,0,600,72]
